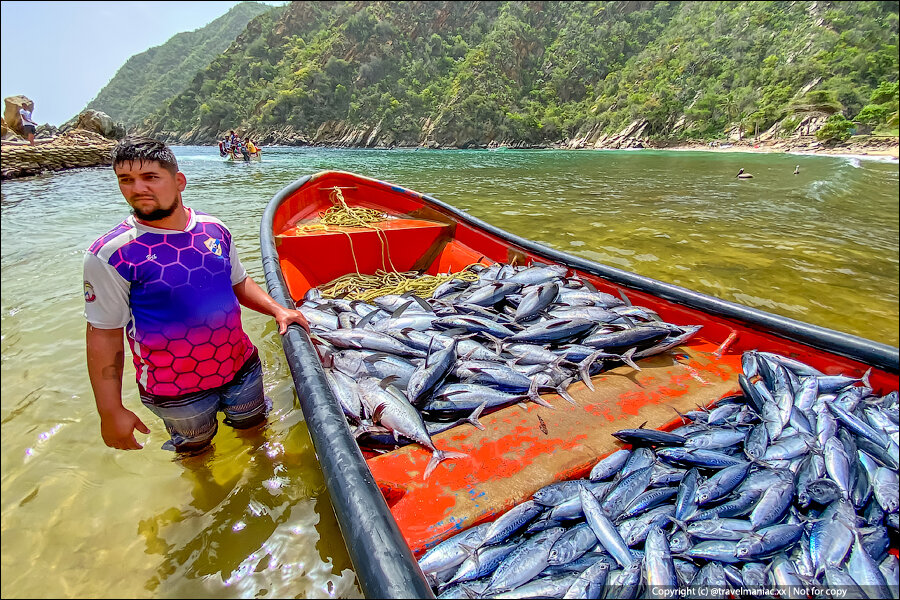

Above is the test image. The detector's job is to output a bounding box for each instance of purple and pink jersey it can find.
[83,209,255,397]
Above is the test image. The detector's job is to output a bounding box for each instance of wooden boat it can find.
[259,170,899,598]
[224,151,261,162]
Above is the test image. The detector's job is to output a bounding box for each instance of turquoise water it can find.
[1,147,897,598]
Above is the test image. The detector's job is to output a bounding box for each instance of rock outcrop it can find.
[1,130,115,180]
[59,109,126,140]
[4,95,35,137]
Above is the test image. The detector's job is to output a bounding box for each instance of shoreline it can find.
[648,137,899,160]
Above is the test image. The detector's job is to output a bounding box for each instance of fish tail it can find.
[466,402,488,430]
[578,350,605,391]
[528,378,554,409]
[424,447,467,480]
[557,385,578,406]
[619,347,641,372]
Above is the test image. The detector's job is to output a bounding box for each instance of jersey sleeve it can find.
[83,252,131,328]
[228,234,249,285]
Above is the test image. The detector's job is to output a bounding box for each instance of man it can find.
[84,136,309,453]
[19,105,37,145]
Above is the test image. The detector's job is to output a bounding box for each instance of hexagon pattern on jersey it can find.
[102,218,254,397]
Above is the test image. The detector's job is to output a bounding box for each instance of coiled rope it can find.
[295,187,483,301]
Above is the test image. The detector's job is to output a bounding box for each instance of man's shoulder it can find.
[193,211,232,233]
[88,218,137,257]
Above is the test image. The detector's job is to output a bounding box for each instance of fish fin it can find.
[424,337,435,367]
[392,300,414,318]
[577,350,604,391]
[528,378,554,409]
[481,332,504,353]
[639,421,648,429]
[517,402,529,410]
[353,309,377,329]
[557,384,577,406]
[582,278,598,293]
[670,405,690,423]
[443,327,469,337]
[379,375,400,389]
[668,517,689,533]
[618,289,633,306]
[619,347,642,371]
[861,367,872,389]
[424,448,467,480]
[410,294,434,312]
[362,352,390,364]
[466,402,488,430]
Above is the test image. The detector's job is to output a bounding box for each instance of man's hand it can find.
[274,306,310,335]
[100,406,150,450]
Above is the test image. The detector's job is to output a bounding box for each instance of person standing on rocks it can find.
[83,136,309,453]
[19,105,37,145]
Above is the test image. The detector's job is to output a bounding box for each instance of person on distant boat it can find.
[237,138,251,162]
[218,138,229,157]
[245,137,259,159]
[736,168,753,179]
[794,165,800,175]
[83,136,309,453]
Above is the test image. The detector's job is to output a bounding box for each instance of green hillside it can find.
[135,0,898,147]
[85,2,277,127]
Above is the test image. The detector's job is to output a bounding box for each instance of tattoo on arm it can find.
[101,351,125,380]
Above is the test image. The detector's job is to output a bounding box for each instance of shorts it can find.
[22,125,36,135]
[139,351,267,452]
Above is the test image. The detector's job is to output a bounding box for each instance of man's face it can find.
[114,160,186,222]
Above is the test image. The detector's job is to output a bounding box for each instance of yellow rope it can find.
[320,266,481,302]
[293,186,483,301]
[295,187,399,274]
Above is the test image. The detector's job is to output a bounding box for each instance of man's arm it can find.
[232,276,310,335]
[86,324,149,449]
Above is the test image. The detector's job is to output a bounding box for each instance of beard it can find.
[131,197,179,221]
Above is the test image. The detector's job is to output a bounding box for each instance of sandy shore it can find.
[654,136,899,161]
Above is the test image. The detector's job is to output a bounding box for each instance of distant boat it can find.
[224,152,261,163]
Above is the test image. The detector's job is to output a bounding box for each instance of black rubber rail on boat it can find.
[260,176,435,600]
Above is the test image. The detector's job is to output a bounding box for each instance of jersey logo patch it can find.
[84,281,96,302]
[204,237,223,256]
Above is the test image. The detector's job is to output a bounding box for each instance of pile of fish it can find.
[416,350,899,599]
[299,263,702,477]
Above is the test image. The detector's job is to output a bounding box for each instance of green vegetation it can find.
[816,114,854,142]
[85,2,275,127]
[134,1,898,146]
[854,81,900,135]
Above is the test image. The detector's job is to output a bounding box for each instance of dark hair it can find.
[111,136,178,175]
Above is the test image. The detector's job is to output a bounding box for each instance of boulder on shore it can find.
[60,109,126,140]
[3,95,35,137]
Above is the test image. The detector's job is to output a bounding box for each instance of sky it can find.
[1,1,285,126]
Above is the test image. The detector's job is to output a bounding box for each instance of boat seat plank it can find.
[367,339,744,555]
[275,219,451,289]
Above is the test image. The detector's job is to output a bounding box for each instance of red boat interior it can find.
[273,171,899,556]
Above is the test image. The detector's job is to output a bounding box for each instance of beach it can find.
[654,135,899,160]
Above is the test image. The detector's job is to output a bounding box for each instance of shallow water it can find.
[1,147,897,598]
